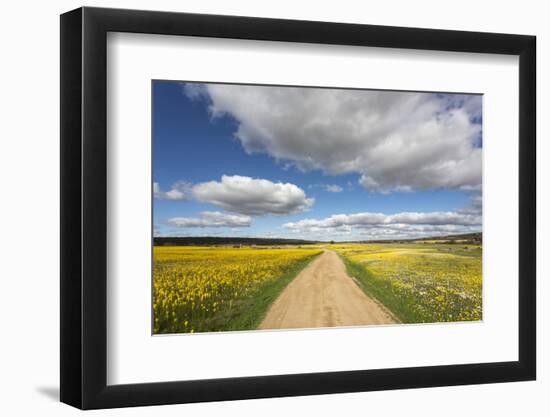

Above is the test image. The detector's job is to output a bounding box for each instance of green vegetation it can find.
[153,246,321,334]
[335,243,482,323]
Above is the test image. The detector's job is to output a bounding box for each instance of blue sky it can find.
[153,81,482,241]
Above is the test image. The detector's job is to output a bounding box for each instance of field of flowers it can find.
[153,246,321,334]
[334,243,482,323]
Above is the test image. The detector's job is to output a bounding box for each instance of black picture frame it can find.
[60,6,536,410]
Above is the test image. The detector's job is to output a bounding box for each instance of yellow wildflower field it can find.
[153,246,321,334]
[333,243,482,323]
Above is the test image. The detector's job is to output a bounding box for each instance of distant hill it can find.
[154,232,481,246]
[153,236,319,247]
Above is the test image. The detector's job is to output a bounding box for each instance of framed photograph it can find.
[60,6,536,409]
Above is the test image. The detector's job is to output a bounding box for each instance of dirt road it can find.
[259,250,398,330]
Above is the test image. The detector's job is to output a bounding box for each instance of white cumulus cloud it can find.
[308,183,344,193]
[192,175,314,216]
[324,184,343,193]
[185,83,482,193]
[153,181,190,201]
[282,207,481,239]
[386,211,480,226]
[167,211,252,228]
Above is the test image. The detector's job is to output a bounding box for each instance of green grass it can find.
[341,256,416,323]
[340,246,482,324]
[204,253,320,332]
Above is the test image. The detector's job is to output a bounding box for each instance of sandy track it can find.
[259,250,398,330]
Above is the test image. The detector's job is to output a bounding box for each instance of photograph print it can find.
[152,81,482,335]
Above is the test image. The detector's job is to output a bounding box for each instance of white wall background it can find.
[0,0,545,415]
